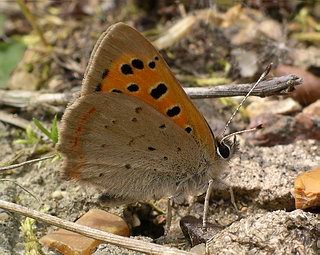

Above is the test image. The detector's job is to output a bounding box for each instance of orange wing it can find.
[81,22,216,157]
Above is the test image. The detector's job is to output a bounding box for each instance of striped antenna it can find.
[220,63,272,141]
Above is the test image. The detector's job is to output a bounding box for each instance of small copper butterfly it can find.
[58,23,238,228]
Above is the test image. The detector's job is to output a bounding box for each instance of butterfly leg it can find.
[229,186,239,212]
[203,179,214,229]
[164,196,174,235]
[216,179,239,212]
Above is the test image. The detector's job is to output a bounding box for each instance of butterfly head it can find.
[215,123,263,160]
[213,64,271,161]
[216,135,239,160]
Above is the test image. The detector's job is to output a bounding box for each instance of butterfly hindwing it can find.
[58,93,211,200]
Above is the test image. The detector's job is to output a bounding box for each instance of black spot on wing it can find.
[95,83,102,92]
[102,69,109,79]
[150,83,167,99]
[166,106,181,117]
[121,64,133,75]
[148,61,156,69]
[111,89,122,93]
[131,59,144,69]
[185,126,192,133]
[135,107,142,113]
[127,83,139,92]
[148,146,156,151]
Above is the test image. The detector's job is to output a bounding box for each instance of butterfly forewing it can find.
[81,23,216,157]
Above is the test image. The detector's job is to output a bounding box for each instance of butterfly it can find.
[57,22,238,229]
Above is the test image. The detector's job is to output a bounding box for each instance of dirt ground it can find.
[1,1,320,255]
[1,104,319,254]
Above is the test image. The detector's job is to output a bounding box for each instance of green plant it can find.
[32,114,59,144]
[20,217,44,255]
[0,38,26,88]
[14,125,39,145]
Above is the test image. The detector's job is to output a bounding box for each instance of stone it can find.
[180,216,223,246]
[190,243,206,255]
[40,209,130,255]
[246,97,301,119]
[292,167,320,209]
[231,49,258,77]
[246,111,320,146]
[206,210,320,254]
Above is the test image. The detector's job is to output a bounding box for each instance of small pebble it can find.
[246,97,301,118]
[190,243,206,255]
[292,167,320,209]
[131,213,141,227]
[180,216,224,246]
[240,207,248,213]
[40,209,130,255]
[0,212,10,221]
[223,235,232,242]
[51,190,64,200]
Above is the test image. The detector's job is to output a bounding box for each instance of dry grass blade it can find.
[152,15,196,50]
[0,155,55,172]
[0,179,39,202]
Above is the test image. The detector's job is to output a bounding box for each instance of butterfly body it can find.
[58,23,236,205]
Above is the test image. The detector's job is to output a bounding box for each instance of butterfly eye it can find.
[217,141,231,159]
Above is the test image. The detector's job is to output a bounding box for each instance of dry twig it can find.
[0,110,30,129]
[187,74,301,99]
[0,200,191,255]
[0,75,301,109]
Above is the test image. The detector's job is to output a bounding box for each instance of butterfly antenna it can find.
[220,63,272,138]
[220,124,263,144]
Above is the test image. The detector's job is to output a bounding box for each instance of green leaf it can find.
[33,118,51,140]
[0,39,26,88]
[0,14,5,35]
[50,114,59,144]
[33,116,59,144]
[14,125,39,145]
